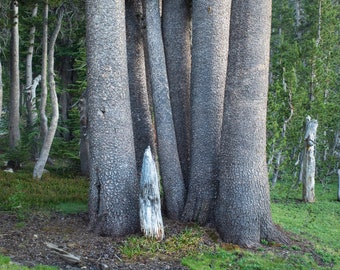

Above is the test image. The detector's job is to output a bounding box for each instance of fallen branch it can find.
[45,242,81,264]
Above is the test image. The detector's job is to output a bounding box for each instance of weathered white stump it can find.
[302,116,318,203]
[139,146,164,240]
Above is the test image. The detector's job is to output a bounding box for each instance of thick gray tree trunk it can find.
[302,116,318,203]
[86,0,140,236]
[215,0,288,247]
[144,0,186,220]
[126,0,155,175]
[25,3,38,127]
[33,8,63,180]
[139,146,164,240]
[182,0,231,225]
[162,0,191,184]
[9,0,20,149]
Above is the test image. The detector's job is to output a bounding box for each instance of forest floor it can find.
[0,211,189,270]
[1,210,332,270]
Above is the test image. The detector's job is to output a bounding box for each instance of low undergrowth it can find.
[0,169,339,269]
[0,170,88,212]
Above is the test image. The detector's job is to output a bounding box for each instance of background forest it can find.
[0,0,339,185]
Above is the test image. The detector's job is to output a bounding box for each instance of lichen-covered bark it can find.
[182,0,231,225]
[144,0,186,220]
[215,0,289,247]
[86,0,139,237]
[162,0,191,184]
[126,0,155,175]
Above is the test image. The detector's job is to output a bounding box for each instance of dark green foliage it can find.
[268,0,340,184]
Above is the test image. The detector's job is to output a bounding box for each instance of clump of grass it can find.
[119,226,215,261]
[0,254,58,270]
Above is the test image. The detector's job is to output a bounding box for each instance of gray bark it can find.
[126,0,155,175]
[182,0,231,225]
[302,116,318,203]
[215,0,288,247]
[144,0,186,220]
[139,146,164,240]
[9,0,20,149]
[33,8,63,180]
[162,0,191,184]
[86,0,139,236]
[25,3,38,127]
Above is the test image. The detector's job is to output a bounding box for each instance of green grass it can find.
[182,178,340,269]
[182,249,320,270]
[119,226,214,260]
[0,255,58,270]
[271,179,340,268]
[0,170,88,211]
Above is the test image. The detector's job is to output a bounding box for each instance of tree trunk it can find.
[79,94,89,176]
[182,0,231,225]
[0,58,2,120]
[302,116,318,203]
[25,3,38,127]
[139,146,164,240]
[144,0,186,220]
[39,1,49,142]
[215,0,288,247]
[86,0,140,237]
[126,0,155,175]
[162,0,191,184]
[33,7,64,180]
[9,0,20,149]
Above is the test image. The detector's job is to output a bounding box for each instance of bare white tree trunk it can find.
[26,75,41,125]
[9,0,21,149]
[39,2,49,142]
[139,146,164,240]
[25,3,38,127]
[33,8,64,180]
[302,116,318,203]
[0,58,2,120]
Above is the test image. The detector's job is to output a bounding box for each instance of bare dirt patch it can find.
[0,211,188,269]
